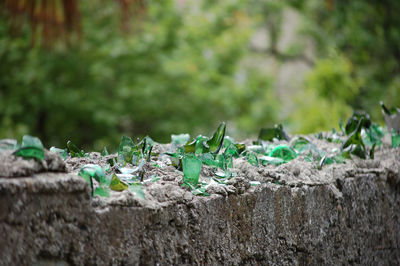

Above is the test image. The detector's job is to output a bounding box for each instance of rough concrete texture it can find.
[1,141,400,265]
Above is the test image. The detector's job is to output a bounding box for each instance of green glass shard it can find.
[258,124,289,141]
[79,164,109,185]
[0,139,17,150]
[171,133,190,146]
[290,136,311,153]
[101,147,109,156]
[362,123,384,147]
[235,143,246,154]
[259,155,285,166]
[182,154,202,187]
[392,129,400,148]
[250,181,261,186]
[207,122,226,153]
[183,135,209,154]
[381,102,400,135]
[269,145,297,162]
[183,138,197,154]
[94,186,110,197]
[50,147,67,160]
[201,153,219,167]
[21,135,43,149]
[191,186,210,196]
[185,182,210,196]
[342,119,366,159]
[246,151,259,167]
[344,111,371,135]
[129,184,145,199]
[246,145,265,154]
[224,143,239,158]
[223,136,235,148]
[318,156,334,170]
[117,136,136,165]
[216,154,227,170]
[110,174,129,191]
[195,136,210,154]
[67,140,85,157]
[14,147,45,161]
[332,153,347,163]
[14,135,45,161]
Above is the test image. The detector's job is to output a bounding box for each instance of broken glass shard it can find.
[269,145,297,162]
[94,186,110,197]
[79,164,109,185]
[117,136,135,165]
[0,139,17,151]
[392,129,400,148]
[50,147,67,160]
[171,133,190,146]
[110,174,129,191]
[182,154,202,187]
[129,184,145,199]
[207,122,226,153]
[258,124,289,141]
[259,155,285,166]
[67,140,85,157]
[14,135,45,161]
[290,136,311,153]
[246,151,259,167]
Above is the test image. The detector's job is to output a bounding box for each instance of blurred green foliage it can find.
[292,0,400,128]
[0,0,277,150]
[1,0,399,149]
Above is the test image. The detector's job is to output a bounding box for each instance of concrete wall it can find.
[1,167,399,265]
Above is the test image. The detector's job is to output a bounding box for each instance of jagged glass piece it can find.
[67,140,85,157]
[117,136,136,165]
[258,124,289,141]
[246,151,259,167]
[110,174,129,191]
[50,147,67,160]
[392,129,400,148]
[269,145,297,162]
[182,154,202,187]
[207,122,226,153]
[14,135,44,161]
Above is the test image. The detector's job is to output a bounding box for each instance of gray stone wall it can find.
[1,166,399,265]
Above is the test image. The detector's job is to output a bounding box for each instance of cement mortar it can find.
[0,141,400,265]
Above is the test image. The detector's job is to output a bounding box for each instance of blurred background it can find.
[0,0,399,150]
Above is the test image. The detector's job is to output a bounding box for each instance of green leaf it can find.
[207,122,226,153]
[67,140,85,157]
[182,154,202,187]
[110,174,129,191]
[258,124,289,141]
[13,135,45,161]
